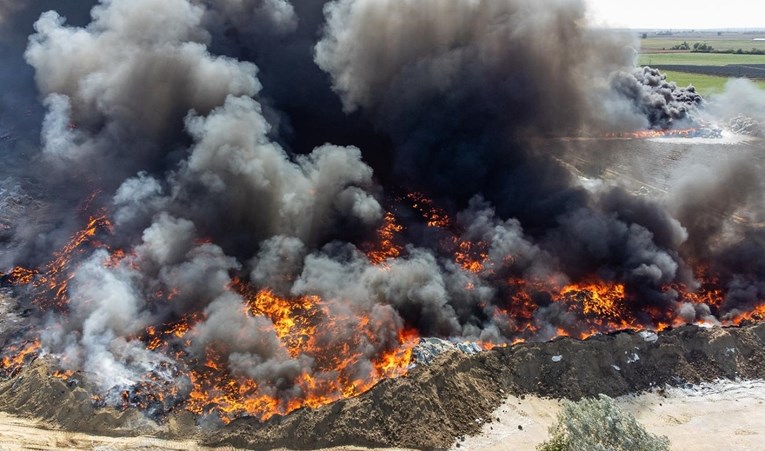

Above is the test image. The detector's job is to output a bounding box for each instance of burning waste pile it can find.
[1,0,765,440]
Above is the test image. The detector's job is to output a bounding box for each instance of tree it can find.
[537,395,670,451]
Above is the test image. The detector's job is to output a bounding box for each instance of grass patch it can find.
[637,53,765,66]
[661,70,765,96]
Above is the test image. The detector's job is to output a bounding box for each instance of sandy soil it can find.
[455,379,765,451]
[0,412,412,451]
[0,380,764,450]
[0,412,233,451]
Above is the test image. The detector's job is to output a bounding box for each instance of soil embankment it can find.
[211,323,765,449]
[1,324,764,449]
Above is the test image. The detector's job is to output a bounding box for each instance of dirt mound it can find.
[0,358,198,438]
[209,323,765,450]
[1,324,764,449]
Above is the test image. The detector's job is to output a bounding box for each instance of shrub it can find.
[537,395,670,451]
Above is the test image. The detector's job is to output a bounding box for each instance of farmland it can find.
[637,53,765,66]
[636,31,765,95]
[660,70,765,95]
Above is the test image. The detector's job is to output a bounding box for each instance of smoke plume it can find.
[0,0,763,425]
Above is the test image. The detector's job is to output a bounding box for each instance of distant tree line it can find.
[666,41,765,55]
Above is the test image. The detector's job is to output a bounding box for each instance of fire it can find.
[559,281,626,318]
[0,339,41,378]
[367,211,404,265]
[497,279,638,340]
[405,192,450,228]
[6,213,113,310]
[454,240,489,273]
[4,194,765,427]
[402,191,491,273]
[726,304,765,326]
[243,286,323,357]
[141,314,199,351]
[5,266,37,285]
[178,281,420,423]
[2,212,419,424]
[52,369,75,380]
[554,281,640,338]
[605,128,700,139]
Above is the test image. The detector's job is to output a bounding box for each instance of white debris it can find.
[627,353,640,363]
[551,355,563,362]
[612,364,621,371]
[456,342,483,354]
[639,331,658,343]
[411,337,483,365]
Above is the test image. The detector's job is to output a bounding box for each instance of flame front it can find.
[183,284,418,422]
[605,128,702,139]
[5,214,112,311]
[3,194,765,425]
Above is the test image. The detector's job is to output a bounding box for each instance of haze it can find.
[586,0,765,30]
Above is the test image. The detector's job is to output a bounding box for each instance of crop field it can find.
[637,53,765,66]
[635,32,765,96]
[639,32,765,52]
[653,64,765,79]
[660,70,765,95]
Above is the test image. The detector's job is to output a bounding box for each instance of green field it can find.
[635,33,765,96]
[637,52,765,66]
[661,70,765,96]
[640,37,765,53]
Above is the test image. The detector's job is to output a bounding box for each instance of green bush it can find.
[537,395,670,451]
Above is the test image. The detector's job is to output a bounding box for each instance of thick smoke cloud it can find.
[1,0,764,425]
[610,67,702,130]
[202,0,298,36]
[25,0,259,178]
[113,94,382,256]
[313,0,703,227]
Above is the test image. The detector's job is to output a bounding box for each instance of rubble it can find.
[411,338,483,366]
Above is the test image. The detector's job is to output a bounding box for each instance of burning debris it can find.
[0,0,764,440]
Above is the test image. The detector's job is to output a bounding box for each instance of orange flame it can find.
[0,340,41,377]
[182,282,419,423]
[726,304,765,326]
[6,193,765,426]
[605,128,699,139]
[7,213,113,310]
[454,240,489,273]
[367,211,404,265]
[406,192,450,228]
